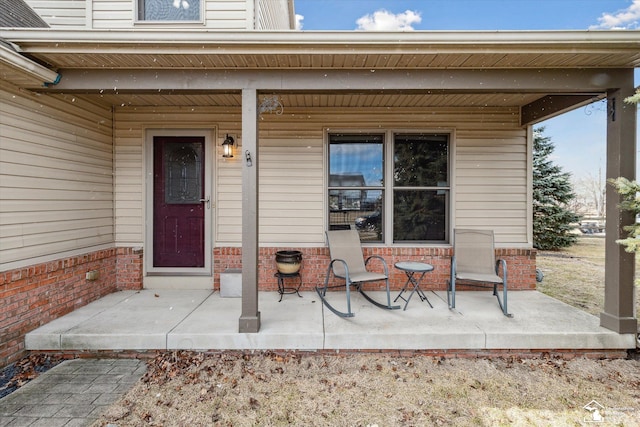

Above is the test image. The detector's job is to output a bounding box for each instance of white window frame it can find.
[135,0,205,25]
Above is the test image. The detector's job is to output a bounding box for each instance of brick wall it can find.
[0,248,144,367]
[213,246,537,292]
[116,247,144,290]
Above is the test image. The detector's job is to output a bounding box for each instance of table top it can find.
[394,261,434,272]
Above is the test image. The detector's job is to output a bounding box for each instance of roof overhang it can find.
[0,40,59,87]
[2,29,639,72]
[0,29,637,124]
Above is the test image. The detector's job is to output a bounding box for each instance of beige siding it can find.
[25,0,87,27]
[25,0,252,29]
[203,0,250,29]
[0,84,114,270]
[256,0,292,29]
[113,105,528,248]
[455,130,529,244]
[92,0,133,28]
[217,139,324,244]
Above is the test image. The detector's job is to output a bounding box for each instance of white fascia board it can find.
[1,29,639,48]
[0,42,59,86]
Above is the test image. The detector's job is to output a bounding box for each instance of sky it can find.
[294,0,640,182]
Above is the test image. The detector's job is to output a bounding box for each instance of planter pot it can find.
[275,250,303,274]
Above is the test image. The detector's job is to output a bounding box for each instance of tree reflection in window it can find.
[393,134,449,242]
[139,0,201,21]
[165,143,202,204]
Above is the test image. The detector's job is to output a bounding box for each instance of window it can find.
[138,0,201,21]
[393,134,449,243]
[328,134,384,241]
[328,132,450,243]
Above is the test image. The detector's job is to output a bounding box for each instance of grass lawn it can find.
[536,235,640,323]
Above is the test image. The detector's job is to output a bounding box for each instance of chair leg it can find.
[315,264,355,318]
[493,280,512,317]
[358,279,401,310]
[492,259,511,317]
[447,277,456,309]
[448,257,456,309]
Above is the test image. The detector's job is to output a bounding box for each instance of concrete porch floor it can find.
[25,290,637,353]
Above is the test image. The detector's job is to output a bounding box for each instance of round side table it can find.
[394,261,434,310]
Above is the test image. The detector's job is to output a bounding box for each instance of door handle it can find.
[199,197,210,209]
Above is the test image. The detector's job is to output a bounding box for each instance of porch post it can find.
[239,88,260,333]
[600,69,637,334]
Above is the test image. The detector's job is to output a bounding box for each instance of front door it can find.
[153,136,206,267]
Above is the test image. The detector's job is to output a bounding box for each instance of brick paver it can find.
[0,359,146,427]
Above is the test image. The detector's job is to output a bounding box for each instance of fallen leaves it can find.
[92,351,640,427]
[0,353,64,398]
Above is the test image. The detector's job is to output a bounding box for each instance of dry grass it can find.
[536,235,640,318]
[94,351,640,427]
[92,236,640,427]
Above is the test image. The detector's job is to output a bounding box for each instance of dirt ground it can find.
[91,237,640,427]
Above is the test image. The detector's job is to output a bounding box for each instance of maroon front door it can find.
[153,136,205,267]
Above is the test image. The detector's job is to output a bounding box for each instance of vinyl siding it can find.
[0,83,114,270]
[455,133,529,244]
[256,0,292,29]
[113,106,528,248]
[24,0,253,29]
[24,0,87,27]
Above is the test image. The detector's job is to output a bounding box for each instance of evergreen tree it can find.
[610,91,640,255]
[533,127,580,249]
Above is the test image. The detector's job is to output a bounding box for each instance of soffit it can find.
[76,91,545,109]
[3,30,640,71]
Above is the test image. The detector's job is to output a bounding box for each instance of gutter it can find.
[0,38,60,86]
[1,28,639,47]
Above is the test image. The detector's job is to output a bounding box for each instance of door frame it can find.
[144,128,215,284]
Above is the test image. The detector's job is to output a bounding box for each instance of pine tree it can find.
[533,127,580,250]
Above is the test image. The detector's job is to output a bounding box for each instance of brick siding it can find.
[0,248,143,367]
[214,246,537,292]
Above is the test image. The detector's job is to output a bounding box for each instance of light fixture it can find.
[258,95,284,115]
[222,134,235,158]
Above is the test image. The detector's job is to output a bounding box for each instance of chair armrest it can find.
[329,258,350,279]
[365,255,389,276]
[495,259,507,278]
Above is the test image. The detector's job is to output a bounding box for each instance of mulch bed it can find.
[0,354,65,399]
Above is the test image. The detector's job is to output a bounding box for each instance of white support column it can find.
[239,88,260,333]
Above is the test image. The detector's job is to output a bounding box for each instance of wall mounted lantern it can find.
[222,134,235,158]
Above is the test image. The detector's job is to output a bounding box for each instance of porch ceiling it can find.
[70,91,548,109]
[2,30,636,115]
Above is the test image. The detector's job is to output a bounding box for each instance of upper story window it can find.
[138,0,201,21]
[328,132,450,244]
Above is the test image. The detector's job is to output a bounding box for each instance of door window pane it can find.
[164,142,202,204]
